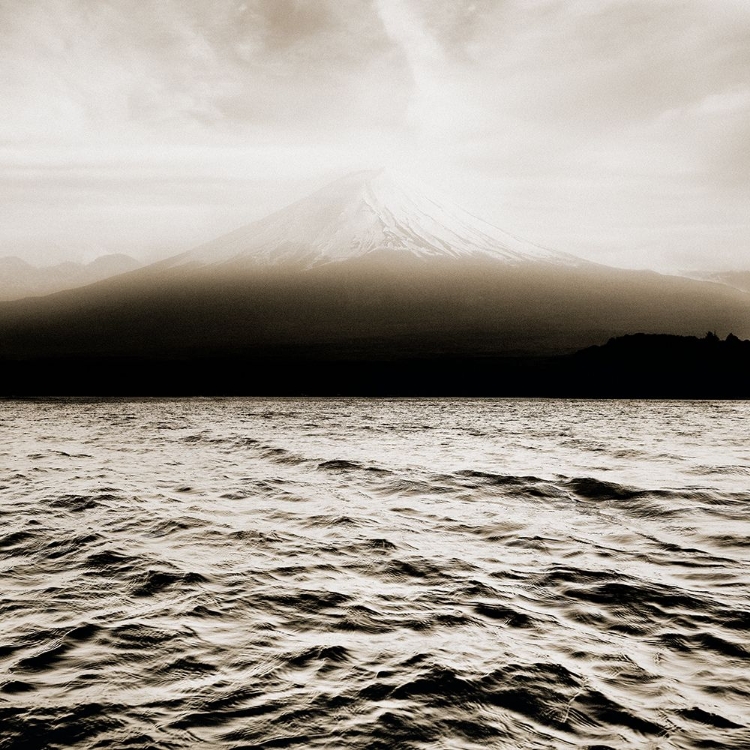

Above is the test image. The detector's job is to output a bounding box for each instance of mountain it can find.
[0,170,749,395]
[684,270,750,295]
[0,254,141,301]
[165,169,581,270]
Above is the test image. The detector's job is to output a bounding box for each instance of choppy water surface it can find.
[1,398,749,749]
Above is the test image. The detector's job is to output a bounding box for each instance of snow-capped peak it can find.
[176,169,581,268]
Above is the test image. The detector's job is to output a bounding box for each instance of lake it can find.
[1,398,748,748]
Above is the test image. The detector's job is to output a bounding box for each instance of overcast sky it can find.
[2,0,749,272]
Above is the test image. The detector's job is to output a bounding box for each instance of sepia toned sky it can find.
[1,0,749,272]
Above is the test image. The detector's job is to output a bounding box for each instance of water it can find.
[1,398,749,749]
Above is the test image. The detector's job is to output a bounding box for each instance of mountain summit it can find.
[172,169,580,269]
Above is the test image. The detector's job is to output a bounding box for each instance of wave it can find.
[2,398,749,748]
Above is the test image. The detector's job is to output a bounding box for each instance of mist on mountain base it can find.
[1,257,747,363]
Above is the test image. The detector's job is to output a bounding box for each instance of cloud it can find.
[0,0,409,143]
[0,0,749,270]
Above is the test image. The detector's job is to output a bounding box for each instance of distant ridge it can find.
[685,270,750,295]
[0,254,141,301]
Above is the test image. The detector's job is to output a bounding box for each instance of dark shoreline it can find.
[2,334,748,399]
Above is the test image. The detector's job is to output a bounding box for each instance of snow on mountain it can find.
[172,169,582,269]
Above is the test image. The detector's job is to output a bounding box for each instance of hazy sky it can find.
[2,0,749,271]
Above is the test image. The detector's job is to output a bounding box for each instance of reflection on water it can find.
[1,398,749,748]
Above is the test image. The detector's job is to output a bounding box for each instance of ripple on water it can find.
[1,398,749,749]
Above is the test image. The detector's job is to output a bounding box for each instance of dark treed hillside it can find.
[1,333,748,398]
